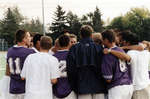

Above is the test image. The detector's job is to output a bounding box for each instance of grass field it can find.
[0,52,6,80]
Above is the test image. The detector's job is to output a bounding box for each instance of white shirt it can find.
[48,49,54,55]
[127,50,150,90]
[21,52,60,99]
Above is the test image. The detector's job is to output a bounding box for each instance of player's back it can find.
[7,46,35,94]
[23,52,58,94]
[128,50,150,90]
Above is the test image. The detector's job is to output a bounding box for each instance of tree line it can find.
[1,5,150,46]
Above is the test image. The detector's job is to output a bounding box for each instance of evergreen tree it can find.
[21,18,43,34]
[80,7,103,32]
[92,7,103,32]
[0,8,20,46]
[66,11,81,37]
[49,5,68,35]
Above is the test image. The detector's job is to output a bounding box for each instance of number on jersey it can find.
[119,59,127,72]
[8,57,21,74]
[59,60,67,77]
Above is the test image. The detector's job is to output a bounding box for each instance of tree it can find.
[13,7,24,25]
[108,16,124,30]
[80,7,104,32]
[123,8,150,40]
[66,11,81,38]
[21,18,43,34]
[92,7,103,32]
[108,7,150,41]
[0,8,20,46]
[49,5,68,36]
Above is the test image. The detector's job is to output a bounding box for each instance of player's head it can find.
[120,31,139,46]
[40,36,53,50]
[80,25,93,38]
[92,33,102,45]
[15,29,31,46]
[33,34,43,50]
[101,29,116,48]
[69,34,77,46]
[29,32,37,48]
[58,34,70,48]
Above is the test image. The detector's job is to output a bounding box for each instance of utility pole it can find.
[42,0,45,35]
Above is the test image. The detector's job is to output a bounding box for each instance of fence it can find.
[0,52,6,79]
[0,39,9,51]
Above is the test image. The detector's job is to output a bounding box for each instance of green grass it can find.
[0,52,6,80]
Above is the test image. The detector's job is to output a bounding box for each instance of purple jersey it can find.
[53,50,72,98]
[101,47,132,89]
[7,46,35,94]
[53,50,69,76]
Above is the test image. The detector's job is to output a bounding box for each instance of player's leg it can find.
[65,91,76,99]
[108,85,133,99]
[10,94,17,99]
[92,93,105,99]
[78,94,92,99]
[17,94,25,99]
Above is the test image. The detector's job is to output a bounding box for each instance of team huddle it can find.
[2,25,150,99]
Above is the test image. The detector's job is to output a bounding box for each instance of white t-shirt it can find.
[127,50,150,90]
[49,49,54,55]
[21,52,60,99]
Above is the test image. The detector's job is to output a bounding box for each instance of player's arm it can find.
[51,79,57,84]
[21,56,30,80]
[50,57,60,84]
[106,80,111,83]
[101,55,113,83]
[103,48,131,61]
[5,63,10,76]
[21,78,25,80]
[121,45,145,51]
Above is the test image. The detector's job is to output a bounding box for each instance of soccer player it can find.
[101,30,133,99]
[6,30,35,99]
[32,33,43,52]
[119,32,150,99]
[67,25,107,99]
[53,34,76,99]
[92,32,102,45]
[21,36,60,99]
[69,34,77,47]
[49,38,59,55]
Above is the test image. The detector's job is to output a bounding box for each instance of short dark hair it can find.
[58,34,70,47]
[120,31,139,45]
[40,36,53,50]
[102,29,116,43]
[33,34,43,47]
[80,25,93,38]
[15,30,27,43]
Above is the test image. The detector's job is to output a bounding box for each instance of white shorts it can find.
[132,84,150,99]
[108,85,133,99]
[24,93,52,99]
[0,76,10,99]
[53,91,76,99]
[78,93,105,99]
[10,94,25,99]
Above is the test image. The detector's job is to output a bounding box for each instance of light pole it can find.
[42,0,45,36]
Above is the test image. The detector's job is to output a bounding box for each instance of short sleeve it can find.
[50,57,60,79]
[127,50,137,63]
[101,55,114,80]
[21,55,30,78]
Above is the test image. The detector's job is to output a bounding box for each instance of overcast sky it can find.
[0,0,150,25]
